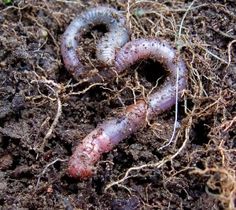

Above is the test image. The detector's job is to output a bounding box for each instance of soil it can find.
[0,0,235,209]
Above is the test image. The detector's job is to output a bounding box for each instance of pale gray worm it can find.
[61,6,129,81]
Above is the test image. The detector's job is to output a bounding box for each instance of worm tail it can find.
[68,100,146,179]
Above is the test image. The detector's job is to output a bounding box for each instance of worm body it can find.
[68,100,146,178]
[61,6,129,81]
[115,39,187,118]
[68,39,187,179]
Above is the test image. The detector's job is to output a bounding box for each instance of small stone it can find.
[37,28,48,39]
[0,154,13,170]
[12,94,25,111]
[0,182,7,190]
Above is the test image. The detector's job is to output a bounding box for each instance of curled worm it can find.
[61,6,129,81]
[68,39,187,179]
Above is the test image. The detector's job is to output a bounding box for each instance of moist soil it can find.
[0,0,235,209]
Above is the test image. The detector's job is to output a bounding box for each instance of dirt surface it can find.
[0,0,236,209]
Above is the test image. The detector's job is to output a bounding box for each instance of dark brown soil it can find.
[0,0,235,209]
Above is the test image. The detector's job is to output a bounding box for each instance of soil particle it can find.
[111,196,140,210]
[10,165,35,178]
[11,93,25,112]
[0,102,12,120]
[0,154,13,170]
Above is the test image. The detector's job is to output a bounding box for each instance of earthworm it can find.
[61,6,129,81]
[68,39,187,179]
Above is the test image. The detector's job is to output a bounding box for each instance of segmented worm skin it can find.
[115,39,187,118]
[68,39,187,179]
[61,6,129,81]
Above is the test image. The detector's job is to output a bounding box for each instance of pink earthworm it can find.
[68,39,187,179]
[61,6,129,81]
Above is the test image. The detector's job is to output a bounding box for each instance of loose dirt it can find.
[0,0,235,209]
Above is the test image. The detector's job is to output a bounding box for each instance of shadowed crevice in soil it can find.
[191,118,212,145]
